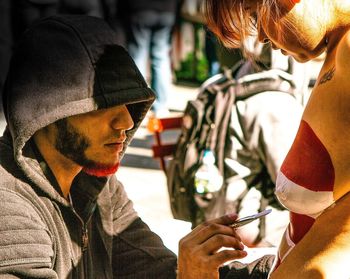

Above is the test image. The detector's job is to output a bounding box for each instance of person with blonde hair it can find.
[204,0,350,278]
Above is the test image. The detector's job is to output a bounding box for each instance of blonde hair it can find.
[205,0,291,48]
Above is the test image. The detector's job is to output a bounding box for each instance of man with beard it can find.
[0,15,249,278]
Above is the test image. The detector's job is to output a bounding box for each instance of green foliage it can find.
[175,52,209,85]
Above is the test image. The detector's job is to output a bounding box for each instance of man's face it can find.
[54,105,134,176]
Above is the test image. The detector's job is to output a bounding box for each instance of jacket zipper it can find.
[82,222,89,278]
[69,197,96,278]
[82,224,89,252]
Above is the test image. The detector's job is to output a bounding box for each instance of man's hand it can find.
[177,214,247,279]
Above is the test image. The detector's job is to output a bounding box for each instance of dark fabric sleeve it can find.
[112,218,177,279]
[219,255,275,279]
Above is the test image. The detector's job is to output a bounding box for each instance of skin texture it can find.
[254,0,350,277]
[33,104,134,197]
[256,0,329,62]
[54,118,120,177]
[178,214,247,279]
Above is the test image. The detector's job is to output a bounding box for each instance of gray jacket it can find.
[0,15,176,278]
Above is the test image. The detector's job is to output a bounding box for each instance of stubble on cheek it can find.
[54,118,120,177]
[54,118,93,167]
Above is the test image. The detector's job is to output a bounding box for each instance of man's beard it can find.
[54,118,119,177]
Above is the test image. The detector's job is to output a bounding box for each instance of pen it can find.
[230,209,272,229]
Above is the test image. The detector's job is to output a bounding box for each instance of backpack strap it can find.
[235,68,296,100]
[214,85,235,174]
[204,73,237,174]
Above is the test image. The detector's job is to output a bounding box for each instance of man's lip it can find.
[105,138,126,145]
[105,142,124,152]
[106,141,125,144]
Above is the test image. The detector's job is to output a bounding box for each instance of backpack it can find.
[166,61,296,226]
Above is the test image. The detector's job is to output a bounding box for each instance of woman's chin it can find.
[292,53,311,63]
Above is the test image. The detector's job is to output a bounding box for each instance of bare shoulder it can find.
[332,28,350,125]
[343,29,350,49]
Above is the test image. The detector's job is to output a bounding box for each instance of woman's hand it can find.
[177,214,247,279]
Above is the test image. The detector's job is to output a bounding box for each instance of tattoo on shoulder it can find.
[318,66,336,86]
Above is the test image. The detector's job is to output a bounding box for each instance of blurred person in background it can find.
[226,45,306,248]
[11,0,118,42]
[204,29,221,77]
[118,0,181,117]
[193,37,309,248]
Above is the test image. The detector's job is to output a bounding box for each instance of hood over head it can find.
[2,15,155,202]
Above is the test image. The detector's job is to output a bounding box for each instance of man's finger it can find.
[186,222,237,245]
[210,248,248,267]
[192,213,239,233]
[187,213,240,243]
[200,234,245,254]
[189,213,238,238]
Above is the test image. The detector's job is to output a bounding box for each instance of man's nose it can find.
[111,105,134,131]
